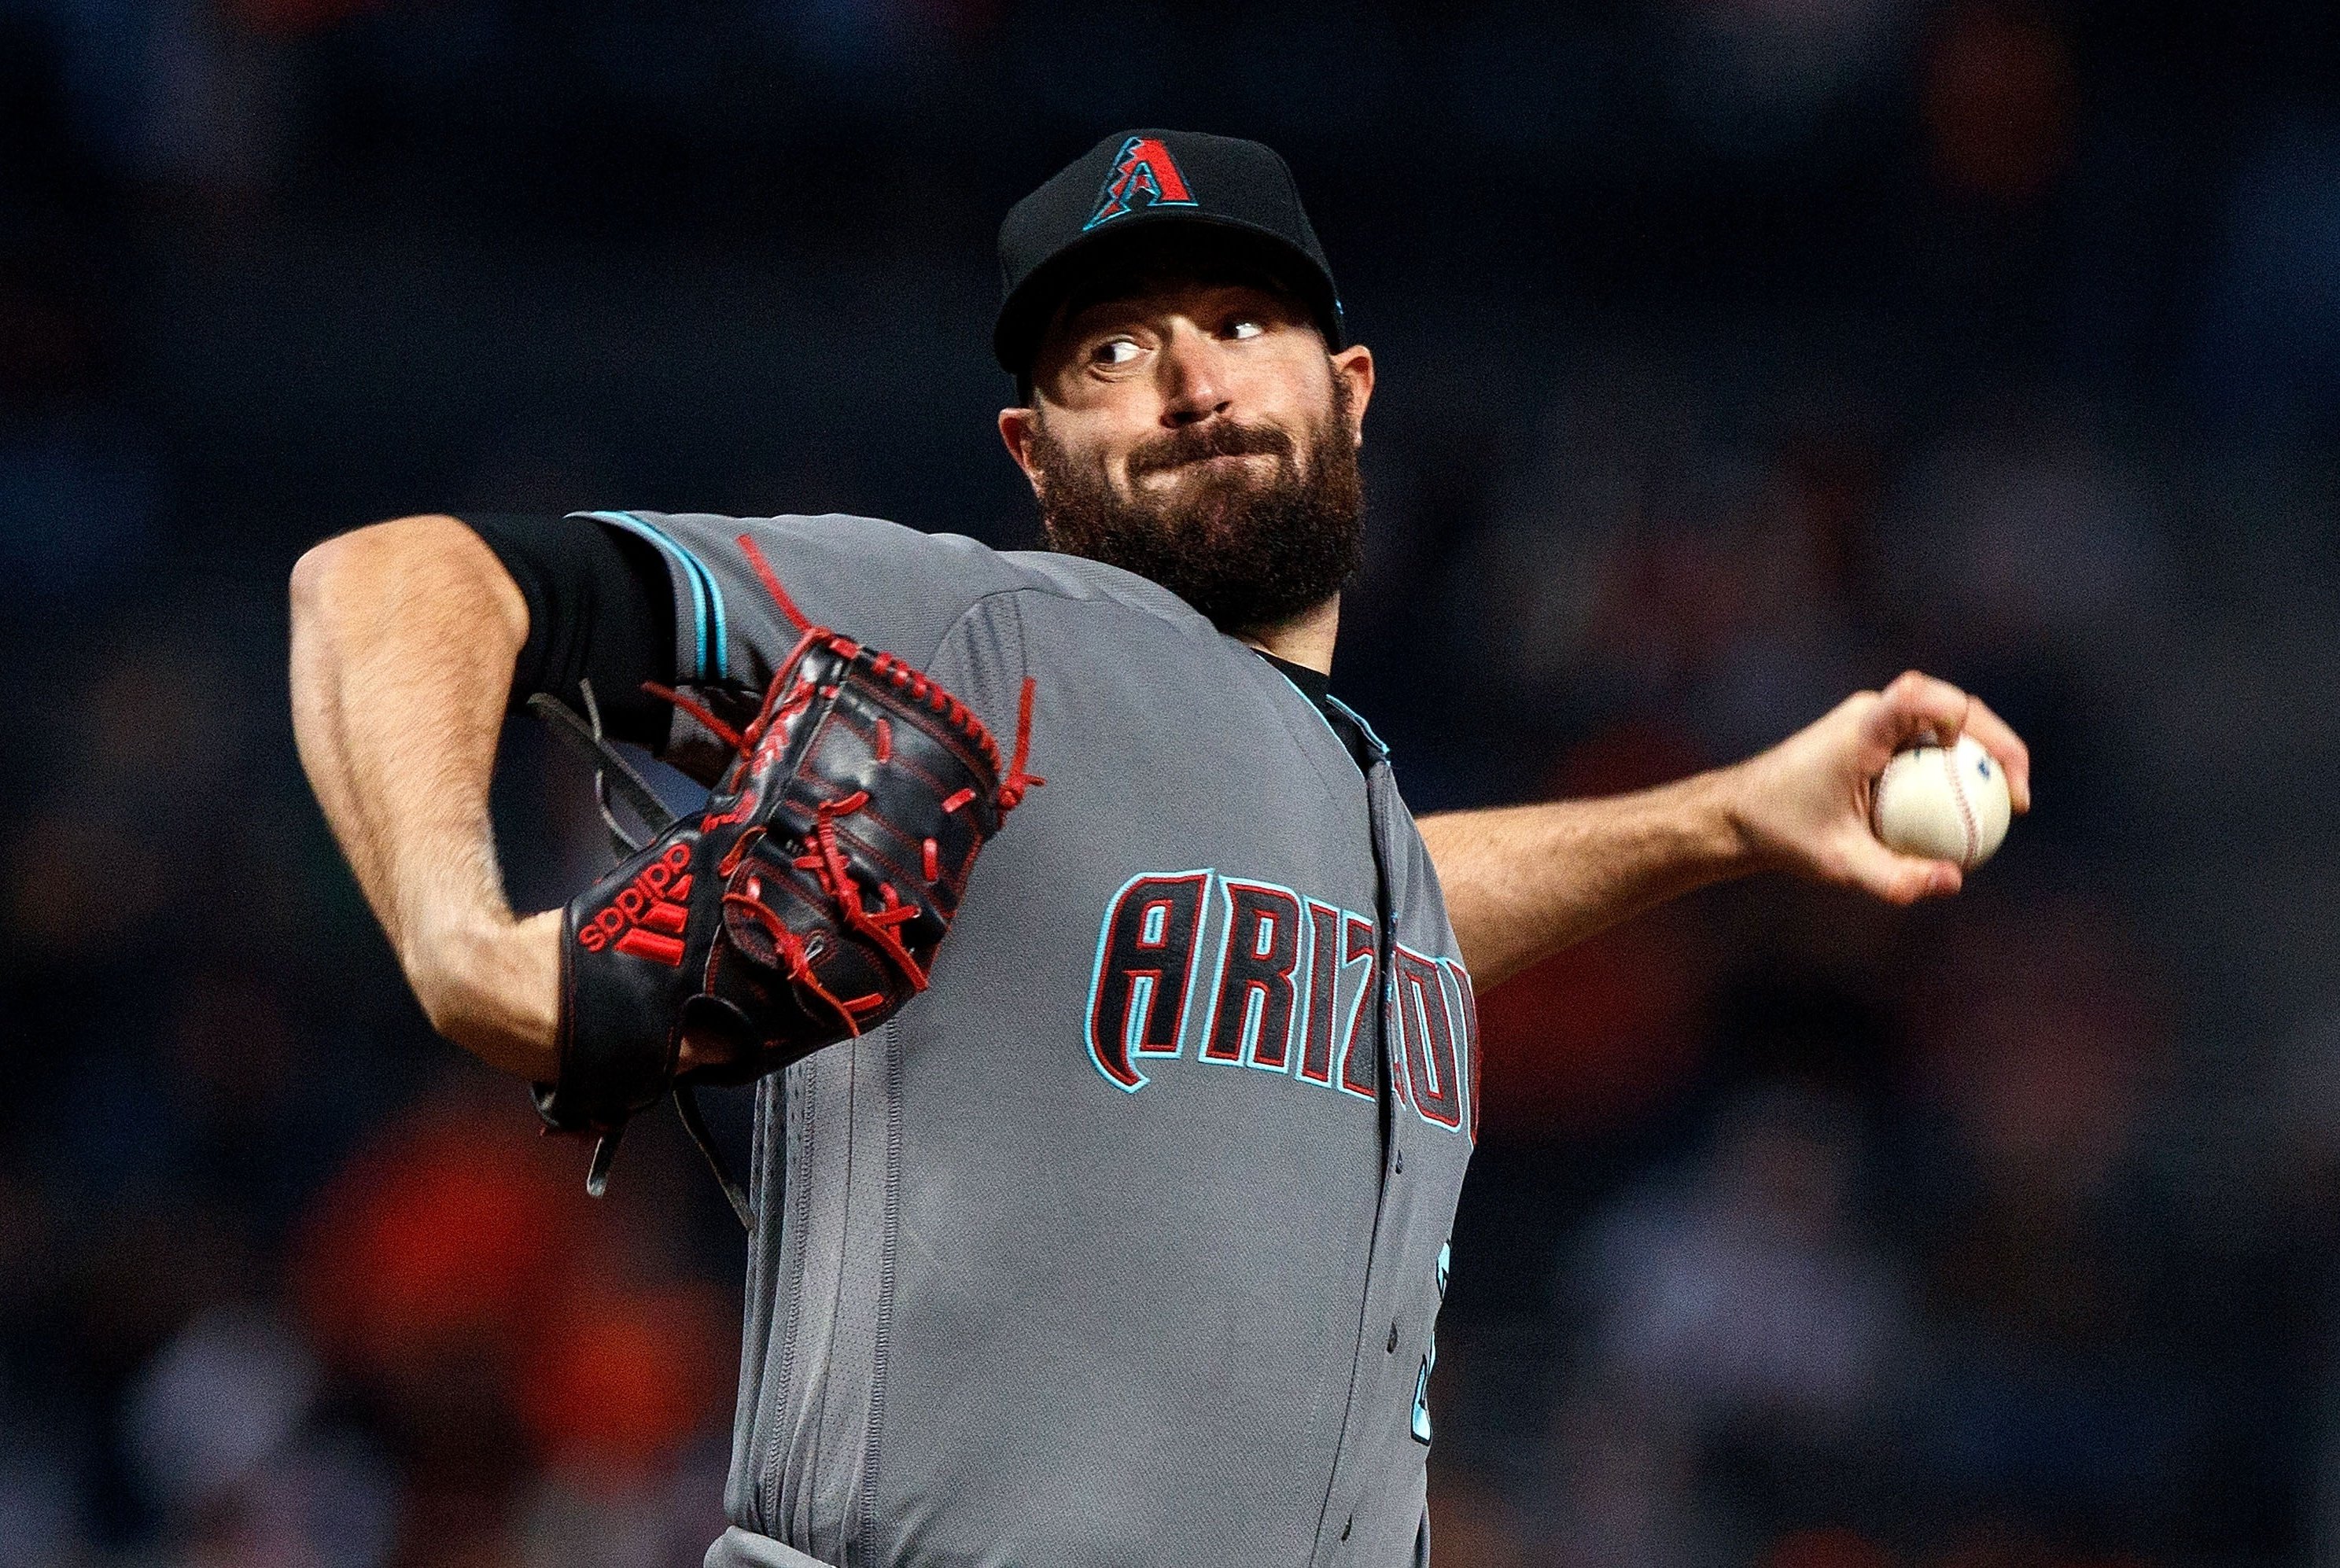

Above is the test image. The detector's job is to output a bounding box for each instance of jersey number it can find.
[1412,1241,1450,1445]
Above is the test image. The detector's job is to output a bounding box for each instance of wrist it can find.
[1700,757,1780,881]
[404,907,562,1079]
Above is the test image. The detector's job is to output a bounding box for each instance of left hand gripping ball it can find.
[1871,733,2011,870]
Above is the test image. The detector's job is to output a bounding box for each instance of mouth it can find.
[1138,451,1277,484]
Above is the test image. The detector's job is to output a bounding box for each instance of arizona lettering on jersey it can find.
[602,509,1475,1567]
[1084,867,1477,1137]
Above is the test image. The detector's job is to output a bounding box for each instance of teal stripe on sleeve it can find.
[576,510,729,681]
[621,512,729,680]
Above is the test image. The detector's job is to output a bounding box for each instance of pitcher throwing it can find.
[289,130,2029,1568]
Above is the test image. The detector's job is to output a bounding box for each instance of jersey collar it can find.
[1255,650,1387,772]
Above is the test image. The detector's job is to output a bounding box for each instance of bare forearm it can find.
[1423,673,2036,992]
[1419,768,1751,989]
[289,514,558,1077]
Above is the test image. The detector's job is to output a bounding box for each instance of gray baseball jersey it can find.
[574,509,1481,1568]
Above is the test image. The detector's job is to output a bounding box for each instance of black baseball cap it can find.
[993,129,1345,386]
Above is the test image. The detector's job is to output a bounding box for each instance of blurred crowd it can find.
[6,1,2340,1565]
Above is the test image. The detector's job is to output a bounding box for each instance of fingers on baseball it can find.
[1867,670,1972,756]
[1959,695,2033,812]
[1840,831,1962,904]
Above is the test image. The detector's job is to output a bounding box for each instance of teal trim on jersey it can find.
[1196,875,1306,1075]
[1322,694,1390,760]
[1262,664,1391,767]
[576,510,730,682]
[1084,869,1217,1092]
[1265,666,1349,749]
[1413,1240,1451,1445]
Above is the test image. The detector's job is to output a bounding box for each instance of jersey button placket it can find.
[1318,766,1416,1568]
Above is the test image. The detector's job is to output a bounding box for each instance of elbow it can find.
[291,518,413,623]
[288,521,429,730]
[288,536,356,720]
[289,533,353,630]
[289,521,408,637]
[290,514,525,653]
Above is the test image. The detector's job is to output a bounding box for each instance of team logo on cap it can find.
[1084,136,1198,230]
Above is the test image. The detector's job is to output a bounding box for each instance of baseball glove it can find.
[529,535,1039,1219]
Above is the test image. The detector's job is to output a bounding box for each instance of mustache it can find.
[1126,418,1298,480]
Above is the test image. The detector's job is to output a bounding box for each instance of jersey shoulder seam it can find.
[920,578,1220,673]
[918,581,1116,672]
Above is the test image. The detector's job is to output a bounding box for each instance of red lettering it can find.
[615,927,687,967]
[1394,946,1463,1130]
[579,841,698,962]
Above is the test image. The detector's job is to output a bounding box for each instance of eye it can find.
[1226,318,1265,340]
[1092,337,1143,367]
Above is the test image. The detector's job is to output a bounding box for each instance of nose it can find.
[1155,321,1231,428]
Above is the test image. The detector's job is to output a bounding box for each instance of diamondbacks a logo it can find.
[1084,135,1197,230]
[577,841,692,966]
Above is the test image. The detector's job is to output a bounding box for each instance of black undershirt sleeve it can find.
[457,513,678,749]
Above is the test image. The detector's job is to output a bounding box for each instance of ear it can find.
[997,406,1046,496]
[1330,344,1375,446]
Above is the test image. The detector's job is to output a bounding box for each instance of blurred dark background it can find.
[6,1,2340,1564]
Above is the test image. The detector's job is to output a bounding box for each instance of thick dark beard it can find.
[1030,382,1363,639]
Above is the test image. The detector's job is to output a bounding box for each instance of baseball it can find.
[1872,732,2012,870]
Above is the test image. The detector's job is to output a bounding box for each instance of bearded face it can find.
[1027,377,1364,640]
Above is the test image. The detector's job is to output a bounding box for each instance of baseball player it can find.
[288,130,2029,1567]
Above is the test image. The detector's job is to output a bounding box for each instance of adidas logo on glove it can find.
[577,841,694,966]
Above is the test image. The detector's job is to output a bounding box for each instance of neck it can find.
[1242,596,1340,675]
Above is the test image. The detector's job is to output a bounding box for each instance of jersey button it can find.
[1393,1150,1404,1174]
[1386,1321,1398,1353]
[1341,1517,1353,1541]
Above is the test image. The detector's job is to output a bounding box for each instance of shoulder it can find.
[921,549,1240,696]
[586,509,1019,598]
[585,509,1222,687]
[577,510,1017,678]
[595,510,1190,609]
[610,508,1218,636]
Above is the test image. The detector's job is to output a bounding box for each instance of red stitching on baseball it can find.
[1941,746,1978,868]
